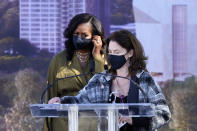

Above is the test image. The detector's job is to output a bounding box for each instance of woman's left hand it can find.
[92,35,102,57]
[48,97,61,104]
[119,116,133,125]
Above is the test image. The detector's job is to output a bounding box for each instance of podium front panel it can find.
[30,103,155,131]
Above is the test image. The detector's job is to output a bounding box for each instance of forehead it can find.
[74,23,92,33]
[108,40,125,51]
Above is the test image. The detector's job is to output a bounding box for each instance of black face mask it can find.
[73,35,92,50]
[108,54,127,70]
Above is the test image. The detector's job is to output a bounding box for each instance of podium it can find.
[30,103,155,131]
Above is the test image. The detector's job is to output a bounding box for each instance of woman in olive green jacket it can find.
[43,13,106,131]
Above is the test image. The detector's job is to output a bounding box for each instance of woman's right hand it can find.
[92,35,102,58]
[48,97,61,104]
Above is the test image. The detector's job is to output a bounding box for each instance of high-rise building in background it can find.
[19,0,110,54]
[20,0,62,53]
[172,5,188,80]
[19,0,86,54]
[61,0,86,49]
[133,0,197,81]
[110,23,136,35]
[86,0,110,37]
[109,0,136,35]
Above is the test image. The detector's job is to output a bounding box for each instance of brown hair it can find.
[106,30,148,76]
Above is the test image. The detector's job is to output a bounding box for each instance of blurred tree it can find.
[162,77,197,131]
[0,1,52,130]
[0,37,37,57]
[1,7,19,38]
[0,37,52,76]
[0,55,51,76]
[0,114,6,131]
[0,72,17,108]
[0,56,25,73]
[0,0,9,18]
[110,0,135,25]
[0,0,19,39]
[38,49,54,58]
[4,68,44,131]
[111,13,129,25]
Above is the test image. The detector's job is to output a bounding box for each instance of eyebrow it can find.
[74,31,88,33]
[109,49,121,51]
[108,49,123,52]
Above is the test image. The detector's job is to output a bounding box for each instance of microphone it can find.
[40,56,98,104]
[104,64,108,70]
[40,72,93,104]
[60,71,148,104]
[89,59,95,73]
[102,65,148,102]
[41,65,148,103]
[95,72,148,103]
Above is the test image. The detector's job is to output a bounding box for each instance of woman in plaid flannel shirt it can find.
[49,30,171,131]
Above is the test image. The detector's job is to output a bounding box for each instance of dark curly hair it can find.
[64,13,106,61]
[106,30,148,76]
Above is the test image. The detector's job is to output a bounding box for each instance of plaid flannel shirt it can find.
[61,70,171,131]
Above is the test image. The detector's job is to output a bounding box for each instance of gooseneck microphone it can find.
[41,62,148,104]
[96,72,148,103]
[102,64,148,102]
[40,72,93,104]
[40,59,96,104]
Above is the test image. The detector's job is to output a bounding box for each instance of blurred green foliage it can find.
[0,72,16,109]
[0,55,51,76]
[0,0,52,77]
[0,0,52,130]
[160,77,197,131]
[0,0,19,39]
[1,69,44,131]
[110,0,135,25]
[0,37,37,56]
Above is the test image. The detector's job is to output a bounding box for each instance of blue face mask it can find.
[108,54,127,70]
[72,35,92,50]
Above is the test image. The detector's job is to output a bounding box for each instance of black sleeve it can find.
[60,96,79,104]
[132,117,151,128]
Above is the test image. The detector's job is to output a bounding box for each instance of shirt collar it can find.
[136,70,144,78]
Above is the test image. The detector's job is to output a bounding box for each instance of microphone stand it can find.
[96,72,148,103]
[40,72,92,104]
[40,71,148,104]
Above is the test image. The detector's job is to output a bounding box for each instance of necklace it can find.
[114,77,130,97]
[76,51,90,63]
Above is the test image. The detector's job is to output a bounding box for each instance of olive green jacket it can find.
[43,50,105,131]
